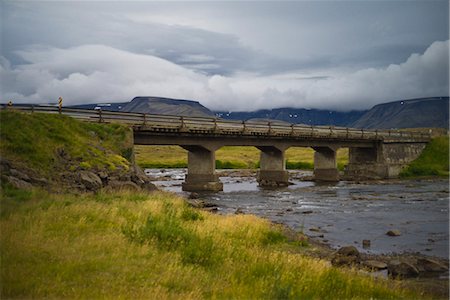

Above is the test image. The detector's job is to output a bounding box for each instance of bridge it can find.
[2,105,431,191]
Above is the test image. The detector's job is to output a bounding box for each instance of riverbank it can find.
[148,168,449,257]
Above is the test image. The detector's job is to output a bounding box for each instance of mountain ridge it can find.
[67,96,449,129]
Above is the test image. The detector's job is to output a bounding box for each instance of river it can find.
[146,168,449,259]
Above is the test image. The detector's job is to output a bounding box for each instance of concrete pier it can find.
[257,146,289,187]
[181,145,223,192]
[313,146,339,181]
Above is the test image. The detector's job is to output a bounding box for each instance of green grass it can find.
[400,136,449,177]
[136,145,349,170]
[0,185,421,299]
[0,110,133,175]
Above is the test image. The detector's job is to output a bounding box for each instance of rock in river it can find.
[386,230,401,237]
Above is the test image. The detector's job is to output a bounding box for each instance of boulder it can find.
[130,165,157,191]
[362,239,371,248]
[309,227,321,232]
[9,169,30,182]
[337,246,360,257]
[416,258,449,273]
[189,192,200,199]
[30,176,48,186]
[79,171,102,191]
[6,176,33,190]
[235,207,245,214]
[387,260,419,278]
[107,180,140,191]
[331,246,361,267]
[386,230,401,236]
[363,260,387,270]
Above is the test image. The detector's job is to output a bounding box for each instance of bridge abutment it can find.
[257,146,289,187]
[313,147,339,181]
[181,145,223,192]
[345,142,427,179]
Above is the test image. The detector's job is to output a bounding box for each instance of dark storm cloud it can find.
[1,1,448,110]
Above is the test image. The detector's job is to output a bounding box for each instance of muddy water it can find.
[146,169,449,259]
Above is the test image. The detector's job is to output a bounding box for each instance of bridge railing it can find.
[0,104,431,141]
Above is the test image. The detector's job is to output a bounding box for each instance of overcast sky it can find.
[1,1,448,111]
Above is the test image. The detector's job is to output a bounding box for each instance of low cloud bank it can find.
[1,40,448,111]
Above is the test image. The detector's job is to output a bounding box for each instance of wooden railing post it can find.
[98,108,103,123]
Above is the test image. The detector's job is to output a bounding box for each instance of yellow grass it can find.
[135,145,349,169]
[1,187,421,299]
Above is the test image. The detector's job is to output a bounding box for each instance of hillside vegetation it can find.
[400,136,449,177]
[1,187,420,299]
[0,110,154,193]
[0,110,133,175]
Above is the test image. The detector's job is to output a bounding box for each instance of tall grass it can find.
[400,136,449,177]
[1,185,420,299]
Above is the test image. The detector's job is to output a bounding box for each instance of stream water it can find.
[146,168,449,259]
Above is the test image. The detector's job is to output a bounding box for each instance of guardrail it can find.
[0,104,431,141]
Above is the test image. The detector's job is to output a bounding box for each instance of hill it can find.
[215,108,366,126]
[0,110,155,192]
[350,97,449,129]
[121,96,214,117]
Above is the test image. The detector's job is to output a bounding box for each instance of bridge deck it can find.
[1,105,431,144]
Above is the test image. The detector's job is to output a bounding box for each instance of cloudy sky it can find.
[1,1,448,111]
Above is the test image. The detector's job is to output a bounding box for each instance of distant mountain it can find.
[350,97,449,129]
[66,96,449,129]
[121,96,214,117]
[214,108,366,126]
[70,102,128,111]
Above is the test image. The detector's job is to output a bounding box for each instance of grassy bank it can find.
[1,185,420,299]
[0,111,133,175]
[135,145,349,170]
[400,136,449,177]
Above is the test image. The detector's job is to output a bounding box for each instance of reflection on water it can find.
[146,169,449,258]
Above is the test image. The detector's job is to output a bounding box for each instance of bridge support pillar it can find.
[313,147,339,181]
[181,145,223,192]
[257,146,289,187]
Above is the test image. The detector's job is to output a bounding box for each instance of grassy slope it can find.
[0,111,133,175]
[135,145,349,170]
[0,187,419,299]
[400,136,449,177]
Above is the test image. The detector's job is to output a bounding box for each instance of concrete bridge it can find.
[2,105,431,192]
